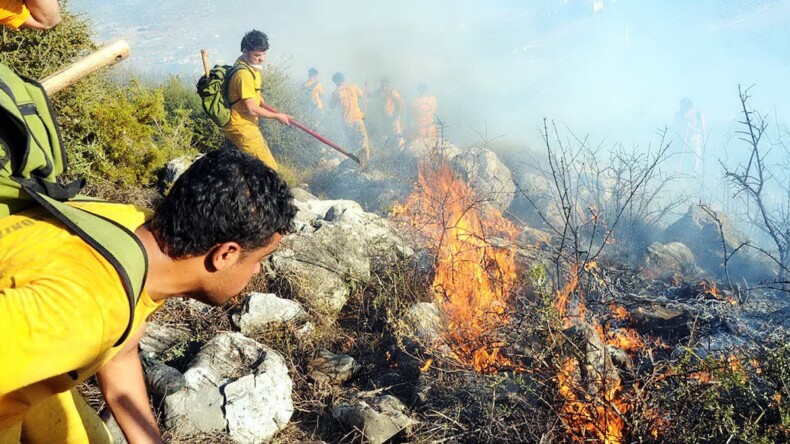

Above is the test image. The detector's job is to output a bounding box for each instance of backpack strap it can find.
[15,179,148,346]
[225,62,258,107]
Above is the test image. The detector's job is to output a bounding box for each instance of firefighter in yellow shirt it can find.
[0,149,297,443]
[371,77,405,149]
[302,67,325,114]
[0,0,60,30]
[330,71,370,165]
[408,83,438,140]
[225,30,291,171]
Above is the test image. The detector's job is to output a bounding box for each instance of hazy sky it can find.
[72,0,790,150]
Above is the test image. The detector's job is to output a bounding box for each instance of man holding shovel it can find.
[224,30,291,171]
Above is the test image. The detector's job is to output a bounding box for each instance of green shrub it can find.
[0,4,200,191]
[88,79,195,185]
[160,75,225,153]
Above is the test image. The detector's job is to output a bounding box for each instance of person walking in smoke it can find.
[0,0,60,30]
[330,71,371,165]
[672,97,706,186]
[301,67,325,116]
[224,30,291,171]
[370,77,406,149]
[0,149,297,443]
[408,83,438,141]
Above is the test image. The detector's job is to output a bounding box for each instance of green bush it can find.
[160,74,225,153]
[0,5,201,191]
[88,79,195,185]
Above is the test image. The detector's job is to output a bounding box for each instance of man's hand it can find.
[96,321,164,444]
[23,0,61,29]
[276,113,291,126]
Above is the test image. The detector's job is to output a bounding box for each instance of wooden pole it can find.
[200,49,210,78]
[40,40,131,95]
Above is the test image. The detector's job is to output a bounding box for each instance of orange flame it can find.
[555,264,580,327]
[609,303,629,321]
[699,280,739,306]
[607,328,646,354]
[554,265,659,442]
[395,159,519,373]
[699,280,721,298]
[558,357,628,444]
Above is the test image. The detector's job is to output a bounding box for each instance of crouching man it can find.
[0,149,297,443]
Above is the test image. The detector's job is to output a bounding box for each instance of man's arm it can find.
[242,97,291,125]
[23,0,61,29]
[96,321,164,444]
[232,69,290,126]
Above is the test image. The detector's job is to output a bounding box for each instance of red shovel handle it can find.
[261,104,360,164]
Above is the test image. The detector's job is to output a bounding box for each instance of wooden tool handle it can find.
[200,49,210,77]
[40,40,131,95]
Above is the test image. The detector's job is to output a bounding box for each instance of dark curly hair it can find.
[241,29,269,52]
[151,149,296,259]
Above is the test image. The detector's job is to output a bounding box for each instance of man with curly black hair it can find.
[224,29,292,170]
[0,149,297,443]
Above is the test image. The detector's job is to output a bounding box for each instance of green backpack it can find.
[0,62,146,346]
[196,63,254,127]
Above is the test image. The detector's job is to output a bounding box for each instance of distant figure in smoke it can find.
[330,72,370,165]
[408,83,438,141]
[0,0,60,30]
[673,97,706,182]
[301,67,325,114]
[369,77,406,149]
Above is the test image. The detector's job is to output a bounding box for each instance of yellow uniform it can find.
[0,202,163,443]
[0,0,30,30]
[382,88,404,145]
[225,60,278,170]
[302,78,325,112]
[330,83,370,162]
[409,95,438,139]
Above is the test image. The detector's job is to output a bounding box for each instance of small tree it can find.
[518,120,677,293]
[722,85,790,290]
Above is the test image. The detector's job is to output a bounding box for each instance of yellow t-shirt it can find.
[226,60,262,129]
[302,79,325,111]
[331,83,365,124]
[383,88,403,118]
[0,202,162,429]
[0,0,30,30]
[410,95,437,129]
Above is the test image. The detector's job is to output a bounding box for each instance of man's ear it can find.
[207,242,242,272]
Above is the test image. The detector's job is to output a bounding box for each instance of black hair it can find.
[308,68,318,77]
[151,149,296,259]
[332,72,345,85]
[241,30,269,52]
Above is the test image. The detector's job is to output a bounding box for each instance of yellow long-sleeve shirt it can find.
[0,202,162,432]
[0,0,30,30]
